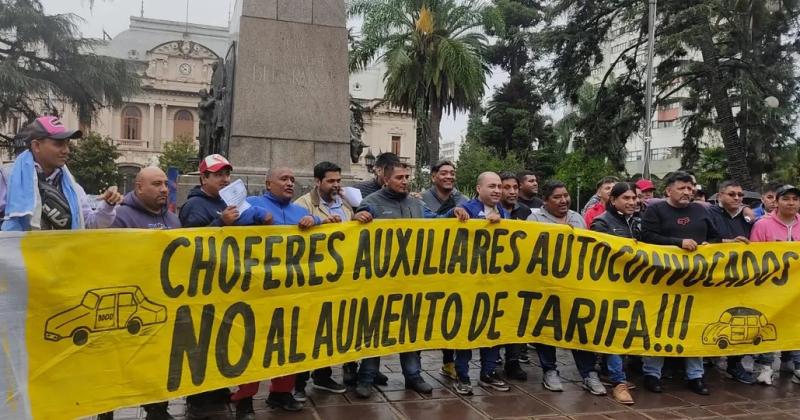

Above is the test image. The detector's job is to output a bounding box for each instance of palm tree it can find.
[348,0,498,167]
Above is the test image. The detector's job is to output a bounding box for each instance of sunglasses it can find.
[726,192,745,198]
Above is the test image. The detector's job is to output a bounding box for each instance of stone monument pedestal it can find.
[226,0,351,193]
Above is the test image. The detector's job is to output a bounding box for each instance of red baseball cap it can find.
[199,154,233,173]
[636,179,656,192]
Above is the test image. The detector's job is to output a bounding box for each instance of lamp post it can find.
[642,0,657,180]
[576,175,582,212]
[364,148,376,173]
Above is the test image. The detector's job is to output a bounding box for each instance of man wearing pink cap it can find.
[1,116,122,231]
[179,154,239,228]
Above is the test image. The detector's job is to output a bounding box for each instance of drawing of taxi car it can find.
[44,286,167,346]
[702,307,777,349]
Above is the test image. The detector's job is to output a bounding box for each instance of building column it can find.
[148,103,155,149]
[160,104,168,149]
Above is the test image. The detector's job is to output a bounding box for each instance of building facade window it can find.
[122,106,142,140]
[173,110,194,140]
[391,135,401,156]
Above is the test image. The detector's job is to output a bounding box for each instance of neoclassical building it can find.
[1,16,416,189]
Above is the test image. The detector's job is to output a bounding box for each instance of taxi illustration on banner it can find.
[44,286,168,346]
[702,307,777,349]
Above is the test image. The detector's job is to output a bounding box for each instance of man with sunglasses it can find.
[707,180,757,384]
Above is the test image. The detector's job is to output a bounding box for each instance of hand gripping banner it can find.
[1,219,799,419]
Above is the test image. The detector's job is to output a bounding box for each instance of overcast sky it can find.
[40,0,508,144]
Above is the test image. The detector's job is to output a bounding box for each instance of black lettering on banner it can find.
[336,299,357,354]
[733,251,760,287]
[307,233,326,286]
[216,302,255,378]
[167,304,214,391]
[373,228,392,278]
[702,252,725,287]
[314,302,334,358]
[605,300,629,346]
[263,307,286,367]
[680,254,707,287]
[326,231,345,282]
[289,307,306,363]
[423,292,446,341]
[412,229,425,275]
[526,232,550,275]
[667,254,691,286]
[263,236,284,290]
[516,291,543,337]
[774,251,798,286]
[218,236,241,293]
[381,293,402,347]
[718,251,740,287]
[623,250,648,283]
[241,236,262,291]
[161,237,190,298]
[189,236,216,296]
[679,295,693,339]
[639,253,671,285]
[504,230,527,273]
[468,292,491,340]
[654,294,669,338]
[489,229,509,274]
[448,228,469,274]
[487,292,507,339]
[605,246,632,282]
[565,298,595,344]
[357,296,384,349]
[575,236,596,280]
[390,229,413,277]
[624,301,650,350]
[754,251,780,286]
[438,229,451,273]
[592,300,609,345]
[470,230,491,274]
[588,242,611,281]
[423,229,438,275]
[533,295,563,340]
[399,293,422,344]
[553,234,573,278]
[353,229,372,280]
[285,235,306,287]
[441,293,462,340]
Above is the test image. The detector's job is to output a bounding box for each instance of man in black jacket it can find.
[352,152,400,198]
[640,171,719,396]
[178,154,239,227]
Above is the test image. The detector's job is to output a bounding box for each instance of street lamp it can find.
[642,0,657,180]
[576,175,582,212]
[364,148,376,173]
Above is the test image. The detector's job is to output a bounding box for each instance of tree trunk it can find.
[428,100,443,167]
[697,31,756,190]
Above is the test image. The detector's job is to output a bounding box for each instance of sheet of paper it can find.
[219,179,251,212]
[342,186,362,208]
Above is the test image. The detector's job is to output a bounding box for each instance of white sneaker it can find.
[583,372,607,396]
[542,370,563,392]
[793,369,800,384]
[755,364,774,386]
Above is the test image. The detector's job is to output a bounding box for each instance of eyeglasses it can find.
[726,192,745,198]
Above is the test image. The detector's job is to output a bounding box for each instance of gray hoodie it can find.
[527,207,586,229]
[111,191,181,229]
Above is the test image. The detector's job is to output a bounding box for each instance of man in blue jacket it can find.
[446,172,510,396]
[231,167,335,417]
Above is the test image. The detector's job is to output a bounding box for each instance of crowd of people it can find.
[1,117,799,420]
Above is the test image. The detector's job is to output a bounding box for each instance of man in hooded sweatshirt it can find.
[111,167,180,229]
[104,166,177,419]
[179,154,239,227]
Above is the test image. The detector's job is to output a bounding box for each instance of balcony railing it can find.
[117,139,149,148]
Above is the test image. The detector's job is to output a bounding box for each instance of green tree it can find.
[68,132,121,194]
[455,136,524,193]
[0,0,140,149]
[694,146,727,192]
[159,136,198,174]
[536,0,799,189]
[554,151,621,210]
[349,0,500,167]
[769,142,800,183]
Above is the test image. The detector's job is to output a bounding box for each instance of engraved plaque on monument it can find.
[226,0,350,186]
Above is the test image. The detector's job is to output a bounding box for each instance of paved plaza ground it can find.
[95,350,800,420]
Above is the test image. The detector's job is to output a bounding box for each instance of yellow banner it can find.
[5,219,800,418]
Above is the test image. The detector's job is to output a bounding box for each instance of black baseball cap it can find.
[776,185,800,198]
